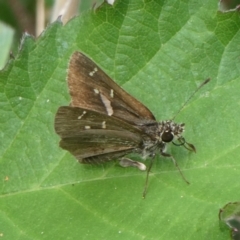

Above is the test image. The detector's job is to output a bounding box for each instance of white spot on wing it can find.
[93,89,100,94]
[89,67,98,77]
[84,126,91,129]
[110,89,114,98]
[102,121,106,129]
[100,93,113,116]
[78,111,87,119]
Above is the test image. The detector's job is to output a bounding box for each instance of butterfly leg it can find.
[142,155,155,198]
[119,157,154,198]
[177,137,196,152]
[160,150,190,184]
[119,158,146,171]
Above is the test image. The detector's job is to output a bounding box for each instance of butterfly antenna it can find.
[171,78,211,120]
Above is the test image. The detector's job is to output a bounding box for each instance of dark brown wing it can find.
[67,52,155,125]
[54,106,148,163]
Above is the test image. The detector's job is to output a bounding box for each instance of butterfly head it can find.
[158,121,185,143]
[157,121,195,152]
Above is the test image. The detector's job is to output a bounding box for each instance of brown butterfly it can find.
[54,51,210,197]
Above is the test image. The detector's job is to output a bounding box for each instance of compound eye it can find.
[162,131,174,142]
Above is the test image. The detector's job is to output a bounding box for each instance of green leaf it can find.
[1,1,240,239]
[0,21,14,69]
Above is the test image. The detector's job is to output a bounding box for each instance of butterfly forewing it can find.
[68,52,156,125]
[55,106,148,163]
[55,106,148,137]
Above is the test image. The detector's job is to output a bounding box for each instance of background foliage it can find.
[1,0,240,239]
